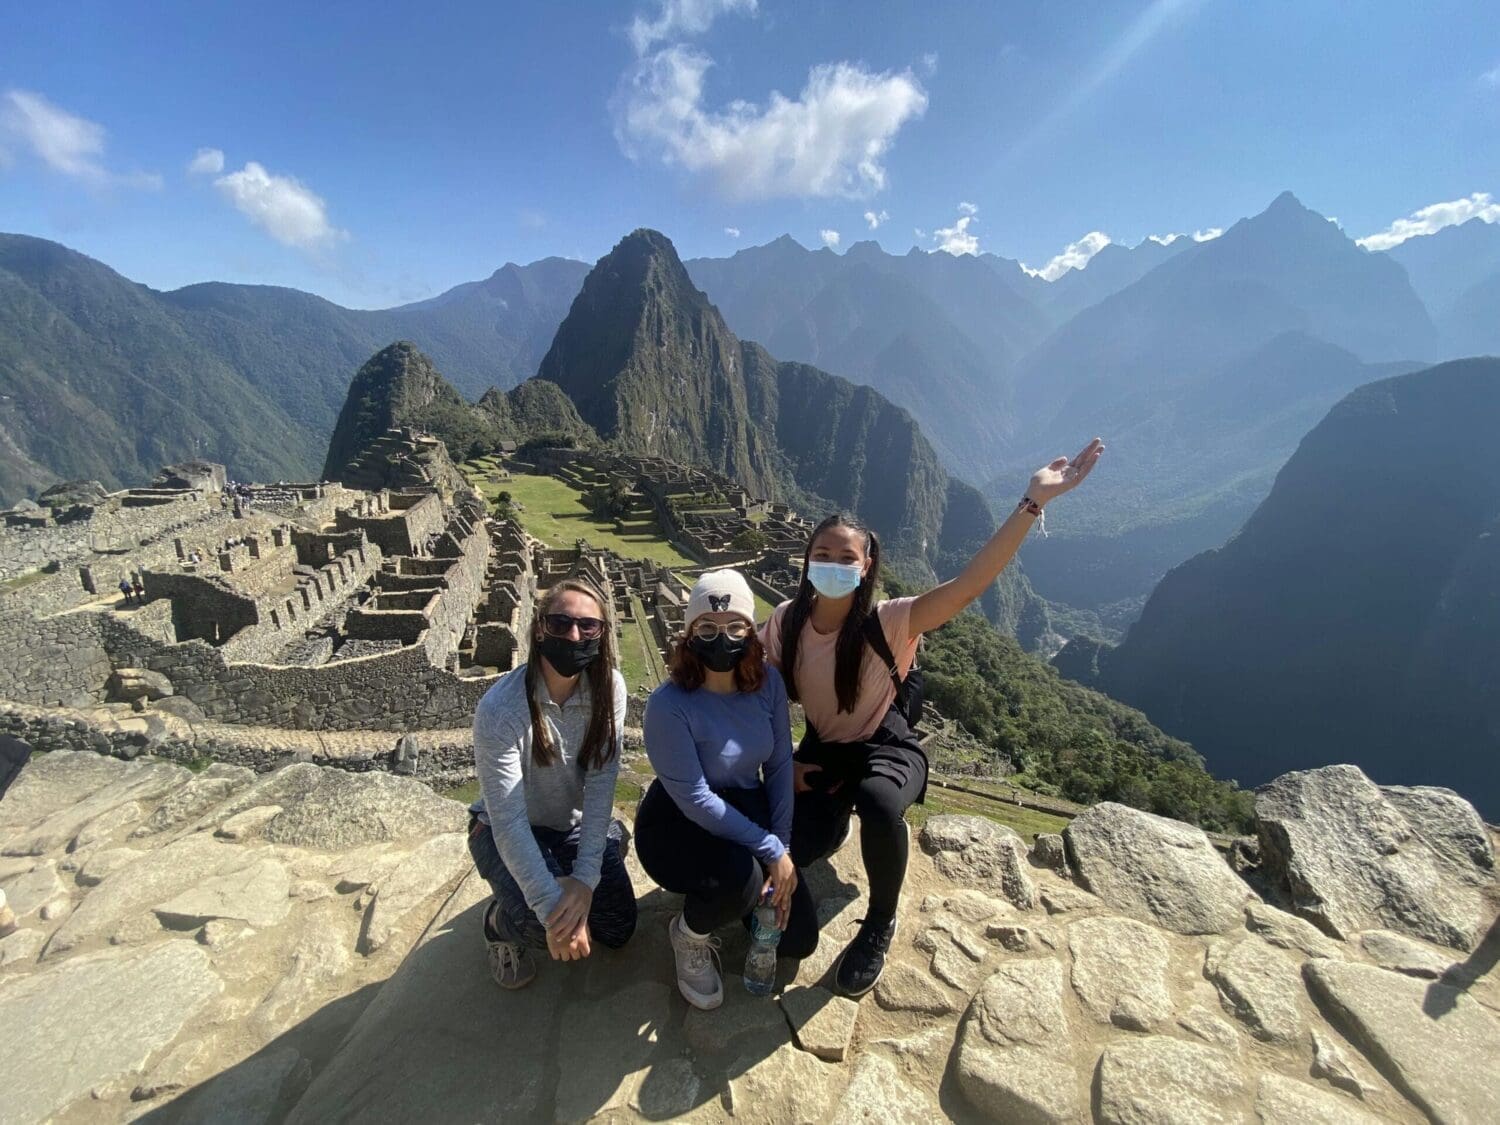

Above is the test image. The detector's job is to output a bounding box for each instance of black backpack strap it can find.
[861,611,908,713]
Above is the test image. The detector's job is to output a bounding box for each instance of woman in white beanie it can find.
[636,568,816,1010]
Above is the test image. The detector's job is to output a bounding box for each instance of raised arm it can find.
[909,437,1104,636]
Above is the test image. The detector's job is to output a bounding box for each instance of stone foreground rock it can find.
[1257,765,1493,949]
[3,748,1496,1125]
[1063,801,1256,934]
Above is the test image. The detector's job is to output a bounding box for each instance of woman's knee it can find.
[853,776,910,828]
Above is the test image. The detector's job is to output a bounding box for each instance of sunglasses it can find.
[690,619,753,642]
[542,613,606,640]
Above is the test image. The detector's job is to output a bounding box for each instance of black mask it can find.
[690,634,749,674]
[538,634,600,677]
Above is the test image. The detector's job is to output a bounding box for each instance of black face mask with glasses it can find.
[688,618,753,673]
[537,612,605,677]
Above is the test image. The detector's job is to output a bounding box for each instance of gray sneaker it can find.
[487,939,537,990]
[670,912,723,1010]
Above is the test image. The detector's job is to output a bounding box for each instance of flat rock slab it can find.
[1096,1034,1246,1125]
[1256,765,1488,950]
[254,915,355,1038]
[873,960,957,1015]
[780,985,859,1061]
[1244,901,1345,961]
[0,940,222,1123]
[4,760,189,856]
[0,858,63,916]
[134,773,249,837]
[216,804,284,841]
[685,976,791,1055]
[726,1040,848,1124]
[831,1052,938,1124]
[1358,929,1457,979]
[169,1045,310,1125]
[46,833,256,955]
[1255,1073,1386,1125]
[287,873,571,1124]
[0,750,133,831]
[1064,801,1254,934]
[956,958,1080,1123]
[359,832,470,953]
[553,979,673,1121]
[154,856,292,930]
[920,815,1038,908]
[1380,784,1496,885]
[1205,936,1306,1044]
[1068,915,1173,1031]
[1305,958,1500,1124]
[239,764,466,849]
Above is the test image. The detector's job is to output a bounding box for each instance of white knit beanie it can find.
[686,569,756,626]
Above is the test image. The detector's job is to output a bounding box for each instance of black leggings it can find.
[635,780,819,959]
[790,713,928,923]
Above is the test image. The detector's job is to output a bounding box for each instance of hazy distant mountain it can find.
[1038,237,1191,324]
[1085,358,1500,815]
[0,234,319,504]
[686,237,1049,481]
[1384,217,1500,319]
[0,233,586,504]
[997,192,1437,614]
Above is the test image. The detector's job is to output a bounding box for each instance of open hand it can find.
[1028,437,1105,506]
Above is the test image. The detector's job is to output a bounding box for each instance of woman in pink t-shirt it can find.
[760,437,1104,997]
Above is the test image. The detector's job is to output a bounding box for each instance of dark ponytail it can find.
[781,512,881,714]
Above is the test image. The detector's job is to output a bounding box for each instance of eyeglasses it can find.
[691,619,753,642]
[542,613,606,640]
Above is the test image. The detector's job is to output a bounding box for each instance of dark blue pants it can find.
[467,815,638,950]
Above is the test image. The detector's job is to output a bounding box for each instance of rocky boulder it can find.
[919,814,1037,908]
[1063,801,1256,934]
[1256,765,1492,949]
[107,668,174,703]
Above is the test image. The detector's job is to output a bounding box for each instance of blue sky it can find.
[3,0,1498,307]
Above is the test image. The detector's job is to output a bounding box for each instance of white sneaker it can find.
[487,938,537,990]
[670,912,724,1010]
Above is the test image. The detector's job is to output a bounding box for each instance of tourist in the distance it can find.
[468,577,636,990]
[117,578,134,606]
[131,575,145,604]
[636,569,816,1010]
[762,437,1104,998]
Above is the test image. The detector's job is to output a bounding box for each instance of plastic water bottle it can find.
[743,893,781,996]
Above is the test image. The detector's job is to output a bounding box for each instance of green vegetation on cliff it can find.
[887,574,1254,833]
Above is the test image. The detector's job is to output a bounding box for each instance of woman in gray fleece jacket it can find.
[467,577,636,989]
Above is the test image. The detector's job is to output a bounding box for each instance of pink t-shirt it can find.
[760,597,920,743]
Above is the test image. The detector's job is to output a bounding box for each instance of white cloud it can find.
[213,161,347,250]
[0,88,160,189]
[819,228,840,248]
[724,226,741,238]
[187,147,224,175]
[615,46,927,201]
[628,0,757,55]
[1022,231,1112,281]
[864,209,889,230]
[1147,232,1181,245]
[931,204,980,255]
[1356,192,1500,251]
[1192,227,1223,241]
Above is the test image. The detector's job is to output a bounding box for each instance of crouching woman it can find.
[636,569,817,1010]
[468,577,637,989]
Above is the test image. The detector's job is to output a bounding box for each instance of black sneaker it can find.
[833,915,897,997]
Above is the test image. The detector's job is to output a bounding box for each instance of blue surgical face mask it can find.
[806,561,863,599]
